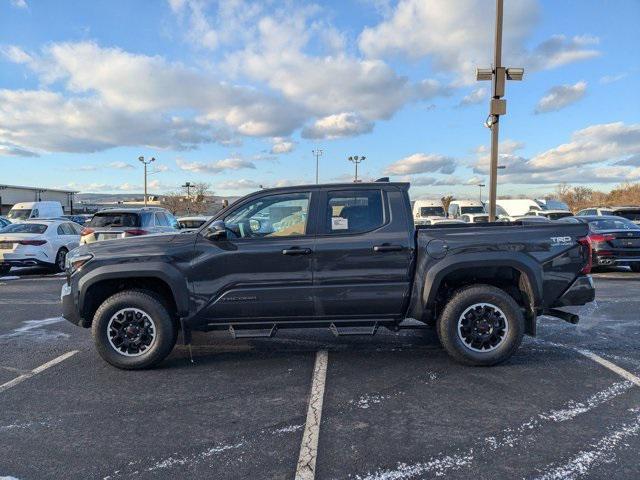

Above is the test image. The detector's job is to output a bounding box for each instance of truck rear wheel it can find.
[92,290,177,369]
[437,284,524,366]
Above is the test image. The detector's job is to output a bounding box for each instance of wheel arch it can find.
[78,263,189,325]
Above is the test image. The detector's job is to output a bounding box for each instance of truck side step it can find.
[329,322,379,337]
[229,324,278,339]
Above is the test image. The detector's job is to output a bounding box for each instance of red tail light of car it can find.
[124,229,148,236]
[81,227,95,236]
[18,239,47,246]
[588,233,615,244]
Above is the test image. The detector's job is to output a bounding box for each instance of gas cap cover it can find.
[426,239,449,259]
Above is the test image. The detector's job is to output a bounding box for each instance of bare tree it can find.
[161,182,214,216]
[441,195,454,215]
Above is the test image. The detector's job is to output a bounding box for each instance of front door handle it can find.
[373,244,404,253]
[282,247,312,255]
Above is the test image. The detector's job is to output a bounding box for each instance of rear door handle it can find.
[282,247,312,255]
[373,244,404,253]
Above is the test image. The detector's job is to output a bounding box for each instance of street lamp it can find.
[348,155,366,183]
[476,0,524,221]
[478,183,486,203]
[312,149,323,184]
[138,156,156,206]
[182,182,193,214]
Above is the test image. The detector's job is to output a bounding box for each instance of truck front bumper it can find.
[61,283,88,327]
[554,275,595,307]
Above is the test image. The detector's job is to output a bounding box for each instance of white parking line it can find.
[0,350,78,393]
[295,350,328,480]
[578,350,640,387]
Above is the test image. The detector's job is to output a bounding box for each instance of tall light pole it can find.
[138,156,156,206]
[348,155,366,183]
[312,149,323,184]
[182,181,193,214]
[476,0,524,221]
[478,183,486,203]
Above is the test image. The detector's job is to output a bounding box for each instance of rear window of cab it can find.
[89,212,140,228]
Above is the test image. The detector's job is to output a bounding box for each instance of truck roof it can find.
[256,181,410,195]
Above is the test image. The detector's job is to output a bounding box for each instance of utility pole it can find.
[348,155,366,183]
[476,0,524,221]
[138,156,156,206]
[478,183,486,203]
[312,149,323,184]
[182,181,193,214]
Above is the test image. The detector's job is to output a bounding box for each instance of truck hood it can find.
[76,231,195,258]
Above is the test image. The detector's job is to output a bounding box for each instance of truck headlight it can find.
[66,252,93,274]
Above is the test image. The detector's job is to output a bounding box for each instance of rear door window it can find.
[324,190,384,234]
[155,213,170,227]
[89,212,140,228]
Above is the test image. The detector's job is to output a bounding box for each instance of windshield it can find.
[7,209,32,220]
[1,223,48,234]
[89,212,140,228]
[589,218,640,231]
[612,210,640,222]
[461,206,485,214]
[179,219,206,229]
[419,207,445,217]
[546,212,572,220]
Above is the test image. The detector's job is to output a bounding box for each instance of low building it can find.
[0,184,77,215]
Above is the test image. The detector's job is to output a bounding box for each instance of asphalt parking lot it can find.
[1,267,639,480]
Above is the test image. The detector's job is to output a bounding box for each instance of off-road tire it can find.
[92,290,177,370]
[437,284,524,366]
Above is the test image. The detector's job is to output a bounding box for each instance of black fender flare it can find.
[422,252,544,310]
[78,262,190,317]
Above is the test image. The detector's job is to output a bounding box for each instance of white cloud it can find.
[215,179,262,190]
[270,137,295,154]
[302,113,373,140]
[472,123,640,184]
[535,81,587,114]
[385,153,456,175]
[600,73,626,85]
[458,87,487,107]
[0,142,38,157]
[358,0,599,83]
[107,161,135,170]
[10,0,28,8]
[176,157,256,174]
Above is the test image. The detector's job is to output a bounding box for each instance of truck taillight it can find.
[125,229,148,236]
[18,239,47,246]
[578,237,592,274]
[81,227,95,236]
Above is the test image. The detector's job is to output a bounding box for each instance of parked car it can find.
[562,215,640,272]
[460,213,489,223]
[447,200,485,219]
[177,216,211,231]
[80,207,179,245]
[575,207,614,217]
[412,200,447,225]
[524,209,573,220]
[62,180,594,370]
[0,216,11,229]
[498,216,551,224]
[6,201,64,221]
[0,219,81,274]
[429,218,467,225]
[62,214,93,226]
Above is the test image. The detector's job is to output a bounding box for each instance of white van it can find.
[412,200,447,225]
[448,200,485,219]
[6,201,64,222]
[495,199,541,220]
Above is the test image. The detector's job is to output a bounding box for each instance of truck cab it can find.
[412,200,447,225]
[7,201,64,221]
[448,200,485,219]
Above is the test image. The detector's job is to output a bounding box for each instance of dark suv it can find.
[80,207,179,244]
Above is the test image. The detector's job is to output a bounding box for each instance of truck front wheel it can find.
[437,285,524,366]
[92,290,177,369]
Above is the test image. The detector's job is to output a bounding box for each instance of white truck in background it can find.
[412,200,447,225]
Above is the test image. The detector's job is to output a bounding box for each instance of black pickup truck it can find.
[61,180,595,369]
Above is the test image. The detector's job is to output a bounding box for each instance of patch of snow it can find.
[354,453,474,480]
[0,317,68,342]
[0,276,20,280]
[273,424,303,434]
[534,413,640,480]
[145,441,244,472]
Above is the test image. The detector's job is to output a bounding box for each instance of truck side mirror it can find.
[204,220,227,241]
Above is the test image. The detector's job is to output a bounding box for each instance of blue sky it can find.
[0,0,639,200]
